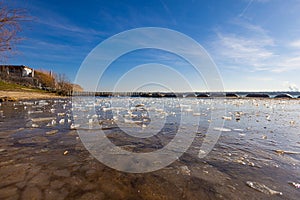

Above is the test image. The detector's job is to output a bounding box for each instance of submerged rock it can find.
[0,164,29,187]
[22,186,42,200]
[18,136,49,144]
[0,186,19,199]
[226,93,240,98]
[274,93,294,98]
[246,93,270,98]
[196,93,210,98]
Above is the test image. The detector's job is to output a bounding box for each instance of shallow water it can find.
[0,97,300,199]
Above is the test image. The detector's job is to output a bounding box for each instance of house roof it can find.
[0,65,33,70]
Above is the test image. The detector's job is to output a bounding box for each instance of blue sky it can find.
[5,0,300,92]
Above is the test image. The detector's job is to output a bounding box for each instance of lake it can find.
[0,97,299,199]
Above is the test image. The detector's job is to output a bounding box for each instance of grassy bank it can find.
[0,80,47,93]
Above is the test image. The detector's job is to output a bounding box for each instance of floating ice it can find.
[289,182,300,189]
[213,127,231,132]
[222,116,232,120]
[31,123,39,128]
[70,123,80,130]
[246,181,282,195]
[57,113,65,116]
[274,150,300,155]
[31,117,55,123]
[233,128,244,132]
[46,130,58,135]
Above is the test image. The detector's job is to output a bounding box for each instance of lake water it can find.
[0,97,300,199]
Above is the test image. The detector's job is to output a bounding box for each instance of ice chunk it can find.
[31,123,39,128]
[289,182,300,189]
[31,117,55,123]
[222,116,232,120]
[70,123,80,130]
[213,127,231,132]
[46,130,58,135]
[246,181,282,195]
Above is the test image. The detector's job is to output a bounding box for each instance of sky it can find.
[4,0,300,92]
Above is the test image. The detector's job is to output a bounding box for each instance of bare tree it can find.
[56,73,73,95]
[0,2,27,60]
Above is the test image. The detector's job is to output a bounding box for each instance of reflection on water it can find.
[0,97,300,199]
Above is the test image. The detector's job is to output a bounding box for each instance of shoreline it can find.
[1,90,299,101]
[0,91,65,101]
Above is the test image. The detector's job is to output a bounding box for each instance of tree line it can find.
[35,70,83,96]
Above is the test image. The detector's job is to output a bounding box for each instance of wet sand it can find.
[0,98,300,199]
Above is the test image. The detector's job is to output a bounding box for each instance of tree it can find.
[0,2,27,59]
[56,73,73,95]
[34,70,56,90]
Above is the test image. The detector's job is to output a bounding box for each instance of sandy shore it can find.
[0,91,65,100]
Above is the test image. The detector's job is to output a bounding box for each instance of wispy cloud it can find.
[239,0,254,18]
[213,25,274,70]
[272,55,300,72]
[247,76,274,81]
[159,0,177,25]
[238,0,271,18]
[211,19,300,73]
